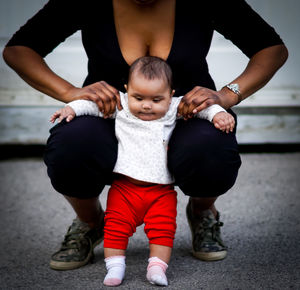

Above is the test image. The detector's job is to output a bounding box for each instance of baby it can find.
[50,56,235,287]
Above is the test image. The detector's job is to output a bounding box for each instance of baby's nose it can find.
[142,102,151,109]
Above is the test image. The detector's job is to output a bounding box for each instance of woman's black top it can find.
[6,0,284,96]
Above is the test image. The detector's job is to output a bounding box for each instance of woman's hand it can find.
[50,106,75,123]
[65,81,122,118]
[177,86,226,120]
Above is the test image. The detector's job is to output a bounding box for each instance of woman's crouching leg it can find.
[45,116,118,270]
[168,117,241,261]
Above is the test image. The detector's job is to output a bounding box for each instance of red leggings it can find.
[104,177,177,250]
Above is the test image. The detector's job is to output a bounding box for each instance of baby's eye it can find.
[153,99,161,103]
[135,97,143,101]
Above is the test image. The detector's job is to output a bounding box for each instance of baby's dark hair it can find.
[128,56,173,89]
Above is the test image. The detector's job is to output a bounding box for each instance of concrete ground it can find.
[0,153,299,289]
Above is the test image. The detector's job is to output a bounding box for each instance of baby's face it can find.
[126,73,174,121]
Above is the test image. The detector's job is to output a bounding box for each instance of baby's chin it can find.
[136,112,159,121]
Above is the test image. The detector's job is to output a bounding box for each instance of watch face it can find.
[228,83,240,94]
[230,84,239,90]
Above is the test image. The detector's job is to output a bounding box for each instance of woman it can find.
[3,0,288,271]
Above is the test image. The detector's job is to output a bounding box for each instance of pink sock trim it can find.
[147,257,168,272]
[103,278,122,286]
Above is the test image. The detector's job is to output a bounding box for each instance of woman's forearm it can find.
[219,44,289,109]
[2,46,76,103]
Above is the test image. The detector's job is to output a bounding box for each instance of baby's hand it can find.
[212,112,235,133]
[50,106,76,123]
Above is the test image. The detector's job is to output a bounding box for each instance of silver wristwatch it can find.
[225,83,242,104]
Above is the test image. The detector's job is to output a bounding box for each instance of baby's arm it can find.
[196,104,235,133]
[50,100,110,123]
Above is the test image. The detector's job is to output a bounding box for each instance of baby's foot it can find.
[146,257,168,286]
[103,256,126,286]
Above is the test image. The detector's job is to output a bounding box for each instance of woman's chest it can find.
[112,0,176,65]
[82,1,213,63]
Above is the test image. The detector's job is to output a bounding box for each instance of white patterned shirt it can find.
[68,92,225,184]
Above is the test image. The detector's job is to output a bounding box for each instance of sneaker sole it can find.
[192,249,227,261]
[50,251,93,270]
[49,236,103,271]
[186,206,227,262]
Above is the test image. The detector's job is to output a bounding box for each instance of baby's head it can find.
[125,56,175,121]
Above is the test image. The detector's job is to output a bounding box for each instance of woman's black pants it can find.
[44,114,241,199]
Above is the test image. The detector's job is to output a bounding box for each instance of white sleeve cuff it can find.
[196,104,226,122]
[67,100,102,117]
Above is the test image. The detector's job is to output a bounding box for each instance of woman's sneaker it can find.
[50,218,104,270]
[186,202,227,261]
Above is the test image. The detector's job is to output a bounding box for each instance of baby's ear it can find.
[170,89,175,98]
[124,84,128,91]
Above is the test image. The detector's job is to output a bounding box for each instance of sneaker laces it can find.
[211,221,225,247]
[61,229,86,250]
[60,221,90,251]
[194,217,226,248]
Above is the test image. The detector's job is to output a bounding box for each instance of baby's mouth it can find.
[139,112,154,116]
[138,112,156,120]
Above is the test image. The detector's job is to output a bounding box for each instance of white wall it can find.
[0,0,299,144]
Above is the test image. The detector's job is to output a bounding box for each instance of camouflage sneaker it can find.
[50,218,104,270]
[186,202,227,261]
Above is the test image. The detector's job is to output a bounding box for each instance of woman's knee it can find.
[168,118,241,197]
[45,116,117,168]
[44,116,118,196]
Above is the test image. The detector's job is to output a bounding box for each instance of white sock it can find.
[146,257,168,286]
[103,256,126,286]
